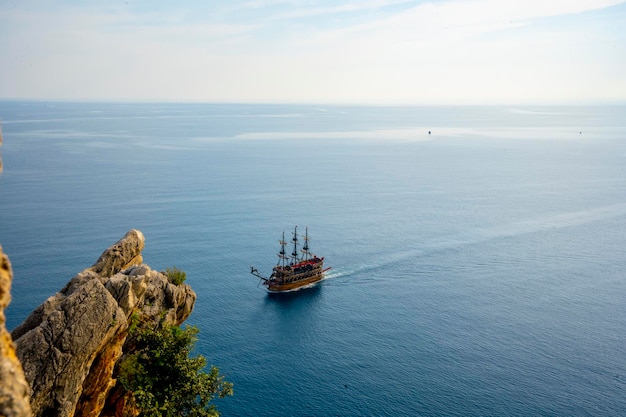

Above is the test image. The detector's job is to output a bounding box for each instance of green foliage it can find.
[165,267,187,285]
[128,312,140,334]
[119,322,233,417]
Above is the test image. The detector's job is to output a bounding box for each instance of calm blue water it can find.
[1,102,625,416]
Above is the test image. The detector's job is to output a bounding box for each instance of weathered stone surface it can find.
[14,278,125,417]
[0,245,33,417]
[12,231,196,417]
[90,230,144,278]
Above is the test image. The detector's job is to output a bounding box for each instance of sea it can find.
[0,101,625,416]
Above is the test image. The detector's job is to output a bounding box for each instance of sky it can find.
[1,0,625,104]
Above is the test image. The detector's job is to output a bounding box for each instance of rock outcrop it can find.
[11,230,197,417]
[0,246,33,417]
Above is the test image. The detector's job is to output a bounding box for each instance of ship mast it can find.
[301,226,311,261]
[291,225,299,264]
[277,231,288,267]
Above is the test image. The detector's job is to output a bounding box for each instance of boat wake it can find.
[320,203,626,285]
[323,267,362,281]
[320,264,383,285]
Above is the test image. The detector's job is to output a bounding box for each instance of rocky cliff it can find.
[9,229,197,417]
[0,246,33,417]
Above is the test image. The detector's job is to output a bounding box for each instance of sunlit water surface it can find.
[1,102,625,416]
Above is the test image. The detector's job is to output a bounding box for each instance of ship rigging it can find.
[251,226,330,293]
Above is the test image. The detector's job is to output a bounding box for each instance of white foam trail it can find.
[320,263,385,284]
[323,203,626,283]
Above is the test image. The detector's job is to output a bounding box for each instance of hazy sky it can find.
[1,0,625,104]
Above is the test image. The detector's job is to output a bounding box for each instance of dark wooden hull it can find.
[265,263,330,293]
[266,272,325,292]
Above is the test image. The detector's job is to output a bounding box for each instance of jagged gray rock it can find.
[90,230,145,278]
[11,230,196,417]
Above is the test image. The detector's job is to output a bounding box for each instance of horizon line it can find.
[1,97,625,107]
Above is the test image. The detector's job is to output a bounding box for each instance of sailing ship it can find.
[251,226,330,293]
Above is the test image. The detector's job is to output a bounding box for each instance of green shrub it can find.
[165,267,186,285]
[119,322,233,417]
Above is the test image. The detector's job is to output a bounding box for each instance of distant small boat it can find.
[251,226,330,293]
